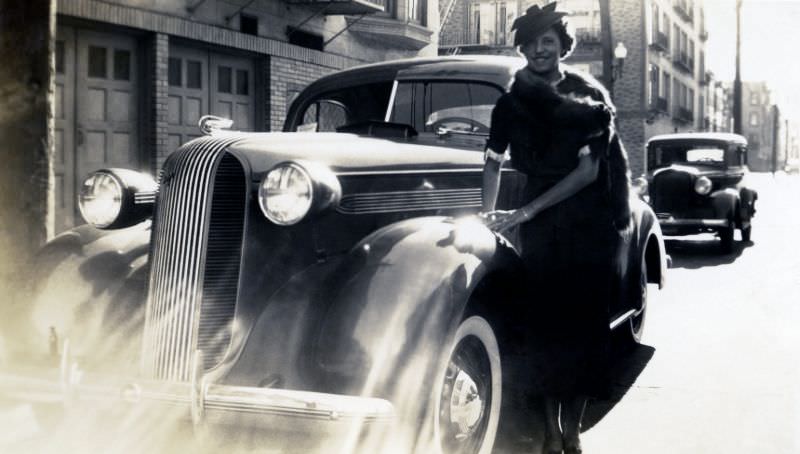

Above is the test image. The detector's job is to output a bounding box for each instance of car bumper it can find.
[657,215,729,234]
[0,365,394,436]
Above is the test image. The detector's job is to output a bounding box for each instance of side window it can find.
[390,81,502,135]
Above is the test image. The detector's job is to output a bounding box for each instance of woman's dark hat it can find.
[511,2,568,46]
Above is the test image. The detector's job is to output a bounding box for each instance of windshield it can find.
[293,82,393,132]
[647,142,740,170]
[389,81,502,135]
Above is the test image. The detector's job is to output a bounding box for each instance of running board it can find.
[609,309,637,331]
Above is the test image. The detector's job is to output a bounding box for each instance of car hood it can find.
[221,132,485,181]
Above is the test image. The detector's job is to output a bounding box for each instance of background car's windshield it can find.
[296,82,393,132]
[648,143,735,170]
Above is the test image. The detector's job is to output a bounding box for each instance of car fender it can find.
[222,216,522,397]
[709,188,740,219]
[26,222,151,368]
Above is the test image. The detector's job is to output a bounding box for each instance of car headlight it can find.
[78,169,157,229]
[694,176,712,195]
[258,161,341,226]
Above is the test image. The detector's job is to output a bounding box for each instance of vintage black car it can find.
[643,132,757,252]
[7,56,667,454]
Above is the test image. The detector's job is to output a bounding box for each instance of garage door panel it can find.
[110,90,132,122]
[87,88,107,121]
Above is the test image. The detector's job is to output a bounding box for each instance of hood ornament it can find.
[198,115,234,135]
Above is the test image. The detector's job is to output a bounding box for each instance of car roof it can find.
[303,55,524,92]
[647,132,748,145]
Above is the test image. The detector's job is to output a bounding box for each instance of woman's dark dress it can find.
[487,70,620,399]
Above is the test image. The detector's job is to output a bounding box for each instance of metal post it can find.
[733,0,743,134]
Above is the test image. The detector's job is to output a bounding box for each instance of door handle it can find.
[77,127,84,146]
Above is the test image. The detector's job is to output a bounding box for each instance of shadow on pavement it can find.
[582,343,656,431]
[666,236,753,269]
[494,344,655,453]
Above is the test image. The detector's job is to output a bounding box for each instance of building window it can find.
[662,72,671,111]
[236,69,249,95]
[287,26,324,51]
[750,92,760,105]
[497,3,507,45]
[88,46,107,79]
[168,57,182,87]
[651,3,659,43]
[407,0,426,25]
[673,24,680,59]
[218,66,232,94]
[689,87,695,113]
[113,50,131,81]
[750,112,759,126]
[240,14,258,36]
[470,3,480,44]
[187,60,202,89]
[649,64,659,108]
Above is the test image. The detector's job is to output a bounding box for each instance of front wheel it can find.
[433,315,503,454]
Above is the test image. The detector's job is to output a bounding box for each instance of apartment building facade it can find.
[52,0,438,234]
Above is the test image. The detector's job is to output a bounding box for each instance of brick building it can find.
[438,0,711,176]
[704,78,733,133]
[52,0,438,234]
[741,82,779,172]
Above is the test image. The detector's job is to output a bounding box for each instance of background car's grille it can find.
[652,170,694,214]
[142,136,246,382]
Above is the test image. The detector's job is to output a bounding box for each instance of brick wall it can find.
[147,33,169,175]
[269,57,348,132]
[610,0,647,176]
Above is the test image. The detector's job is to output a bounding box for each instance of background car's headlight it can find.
[259,163,313,225]
[79,172,124,228]
[694,176,712,195]
[258,161,341,226]
[78,169,157,229]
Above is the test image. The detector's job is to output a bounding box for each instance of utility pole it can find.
[733,0,743,134]
[772,105,780,174]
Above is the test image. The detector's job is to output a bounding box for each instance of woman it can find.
[482,3,632,454]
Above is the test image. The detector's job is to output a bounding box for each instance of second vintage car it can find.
[9,56,667,454]
[643,132,758,253]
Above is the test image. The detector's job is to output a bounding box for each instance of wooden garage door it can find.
[167,45,255,153]
[54,26,140,234]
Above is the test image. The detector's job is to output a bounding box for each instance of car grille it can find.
[651,170,694,214]
[142,136,246,382]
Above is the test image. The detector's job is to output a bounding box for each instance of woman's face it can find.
[520,28,562,77]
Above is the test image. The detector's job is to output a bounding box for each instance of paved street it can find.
[581,173,800,453]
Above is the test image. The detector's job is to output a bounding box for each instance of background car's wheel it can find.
[628,254,649,344]
[741,223,752,242]
[433,315,502,454]
[719,220,735,253]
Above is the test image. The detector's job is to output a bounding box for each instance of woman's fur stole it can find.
[509,68,632,232]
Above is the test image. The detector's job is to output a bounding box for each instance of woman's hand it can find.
[481,208,534,232]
